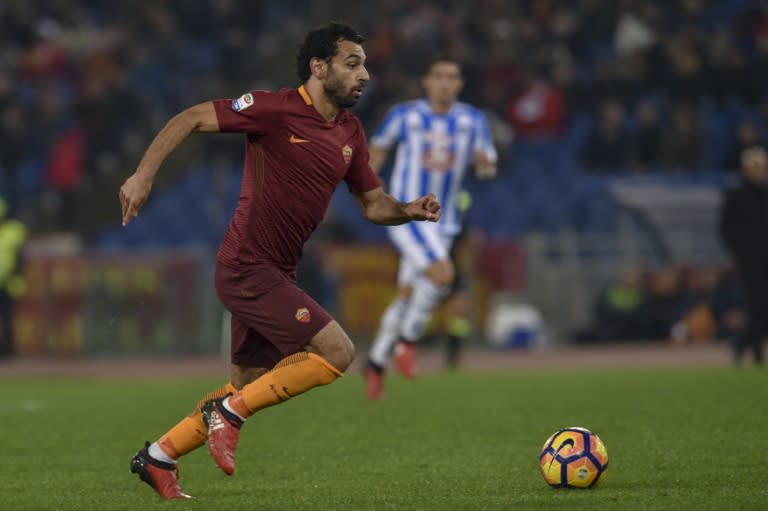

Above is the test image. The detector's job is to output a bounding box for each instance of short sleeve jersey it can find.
[213,86,380,274]
[370,99,496,236]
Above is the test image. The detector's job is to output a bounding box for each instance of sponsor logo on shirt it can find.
[295,307,311,323]
[342,144,353,164]
[231,93,254,112]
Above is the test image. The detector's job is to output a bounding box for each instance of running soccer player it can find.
[119,22,441,499]
[365,55,497,400]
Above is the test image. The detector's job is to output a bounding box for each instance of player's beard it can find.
[323,70,359,108]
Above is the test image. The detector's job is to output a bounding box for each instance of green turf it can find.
[0,366,765,510]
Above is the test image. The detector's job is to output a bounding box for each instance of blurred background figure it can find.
[419,190,476,370]
[572,267,648,343]
[719,145,768,365]
[364,55,497,400]
[581,99,630,172]
[0,199,28,358]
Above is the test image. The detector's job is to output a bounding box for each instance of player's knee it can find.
[313,335,354,372]
[306,321,356,372]
[426,260,455,288]
[328,335,356,371]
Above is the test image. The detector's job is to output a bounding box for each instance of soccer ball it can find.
[539,427,609,489]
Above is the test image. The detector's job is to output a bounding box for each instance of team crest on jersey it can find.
[295,307,311,323]
[231,93,254,112]
[342,144,353,164]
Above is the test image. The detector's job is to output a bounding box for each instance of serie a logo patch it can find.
[231,93,254,112]
[295,307,311,323]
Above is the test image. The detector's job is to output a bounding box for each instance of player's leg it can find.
[205,268,346,474]
[742,266,767,365]
[130,381,238,499]
[443,288,471,369]
[394,259,454,377]
[207,322,347,475]
[367,226,419,371]
[748,268,768,364]
[366,252,416,400]
[393,226,454,377]
[130,312,262,498]
[368,285,411,370]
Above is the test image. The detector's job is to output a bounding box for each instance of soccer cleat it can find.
[130,442,191,499]
[393,340,418,379]
[202,398,243,475]
[365,362,385,401]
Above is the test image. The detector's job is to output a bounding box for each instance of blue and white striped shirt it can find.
[371,99,497,235]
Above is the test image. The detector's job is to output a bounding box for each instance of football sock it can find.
[445,316,470,368]
[148,442,176,464]
[156,382,237,460]
[227,352,342,419]
[222,398,247,422]
[400,277,448,341]
[368,297,408,367]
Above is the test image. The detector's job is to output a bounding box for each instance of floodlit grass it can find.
[1,366,765,510]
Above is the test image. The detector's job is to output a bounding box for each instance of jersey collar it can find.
[298,85,313,105]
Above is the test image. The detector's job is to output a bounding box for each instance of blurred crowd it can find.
[1,0,768,237]
[573,265,748,345]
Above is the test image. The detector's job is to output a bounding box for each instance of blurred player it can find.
[119,22,441,499]
[365,55,497,400]
[420,190,475,370]
[719,145,768,365]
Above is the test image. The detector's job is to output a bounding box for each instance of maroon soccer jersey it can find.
[213,86,380,274]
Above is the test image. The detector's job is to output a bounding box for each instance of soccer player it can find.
[119,23,441,499]
[365,56,497,400]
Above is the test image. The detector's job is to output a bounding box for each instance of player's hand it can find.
[119,173,153,226]
[405,192,441,222]
[474,152,497,180]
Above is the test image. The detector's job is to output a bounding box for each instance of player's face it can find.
[324,39,369,108]
[743,148,768,183]
[423,61,463,105]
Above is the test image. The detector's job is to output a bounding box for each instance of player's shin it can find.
[153,382,237,461]
[225,352,342,419]
[399,277,449,342]
[369,297,408,368]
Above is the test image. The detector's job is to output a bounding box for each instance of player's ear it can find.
[310,58,327,79]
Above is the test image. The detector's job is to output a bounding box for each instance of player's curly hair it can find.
[296,22,365,84]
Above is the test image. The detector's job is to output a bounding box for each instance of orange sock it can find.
[228,352,342,419]
[157,382,237,459]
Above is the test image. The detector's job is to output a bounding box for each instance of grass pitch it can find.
[0,365,765,510]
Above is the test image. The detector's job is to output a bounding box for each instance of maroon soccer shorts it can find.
[214,261,333,368]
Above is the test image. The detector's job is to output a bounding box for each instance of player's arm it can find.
[473,110,498,180]
[368,145,389,174]
[119,102,219,226]
[354,187,441,225]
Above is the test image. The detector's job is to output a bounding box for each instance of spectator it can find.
[582,99,630,171]
[572,267,649,343]
[629,100,661,169]
[505,66,567,141]
[669,267,719,344]
[644,266,686,340]
[659,103,705,170]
